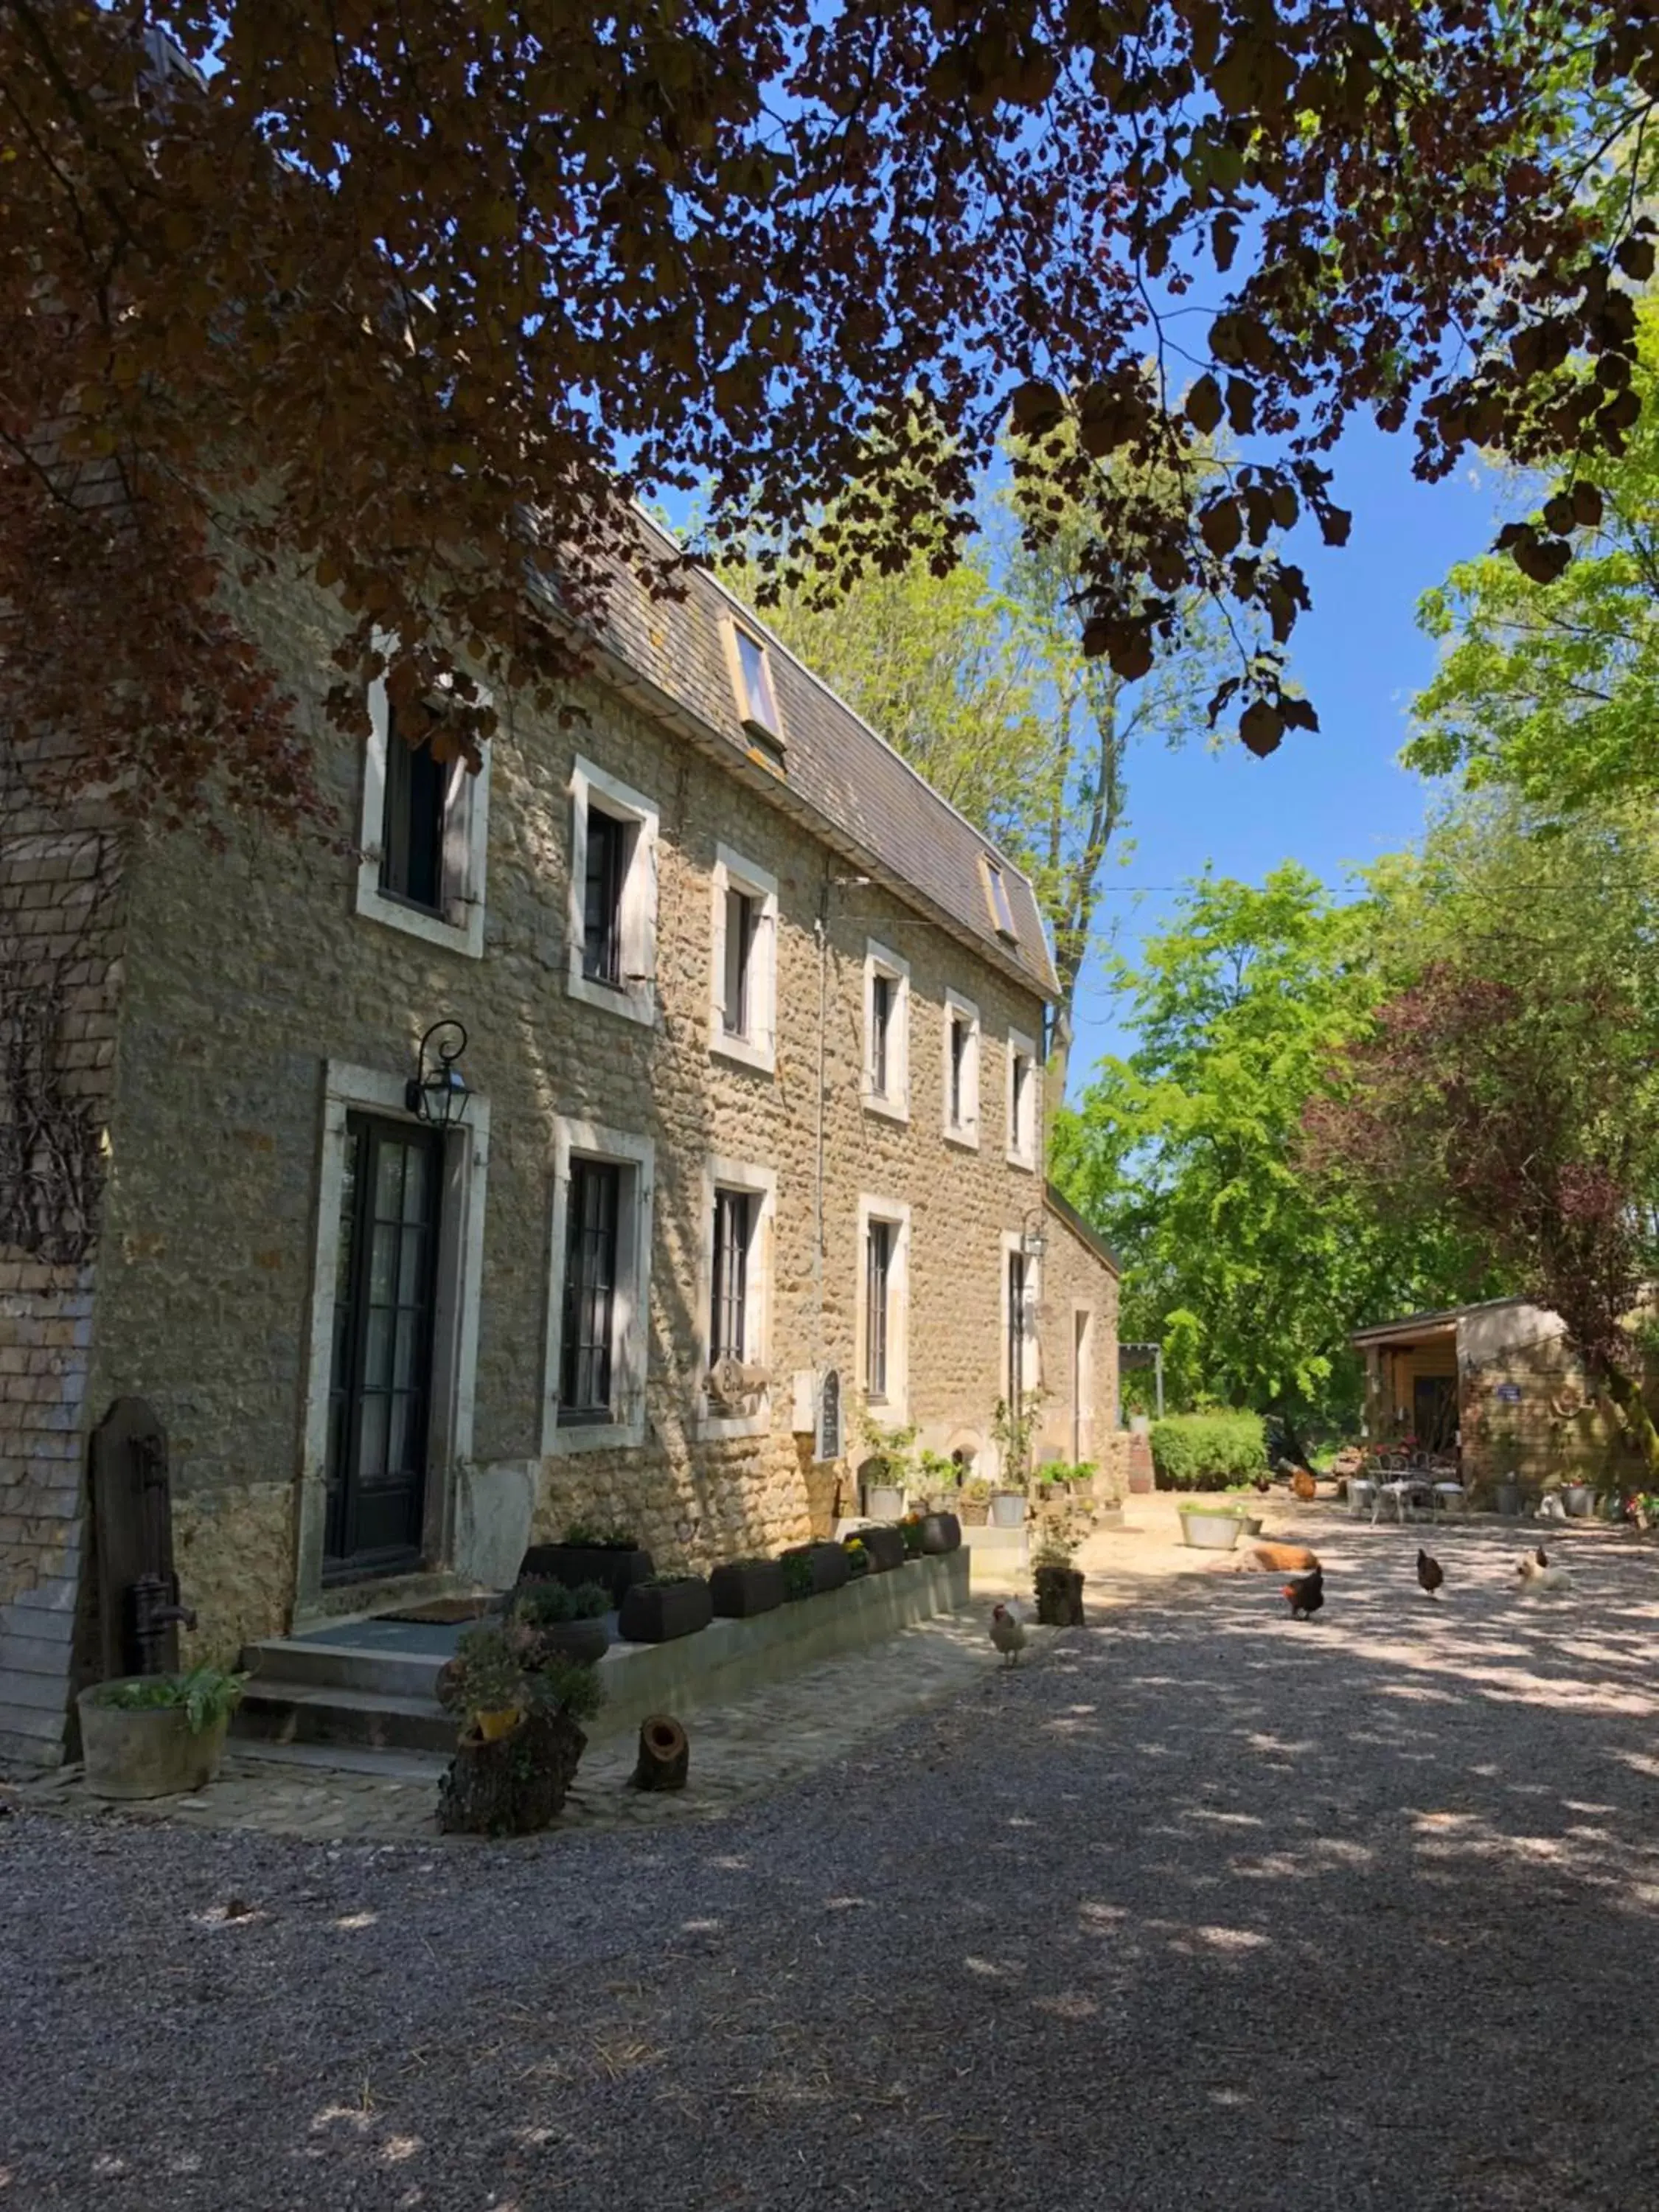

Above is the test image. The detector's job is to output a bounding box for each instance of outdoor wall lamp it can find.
[1020,1211,1048,1260]
[407,1019,471,1127]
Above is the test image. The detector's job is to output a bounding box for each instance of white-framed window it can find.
[1071,1303,1096,1464]
[567,757,659,1028]
[354,678,492,959]
[697,1157,776,1439]
[942,989,981,1147]
[858,1196,911,1423]
[1006,1026,1039,1169]
[862,939,911,1121]
[709,845,779,1075]
[722,616,786,754]
[981,854,1020,942]
[294,1060,491,1616]
[540,1121,655,1455]
[1001,1228,1042,1418]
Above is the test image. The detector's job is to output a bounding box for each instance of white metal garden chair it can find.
[1372,1465,1433,1524]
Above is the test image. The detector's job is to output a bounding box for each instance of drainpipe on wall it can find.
[813,894,828,1366]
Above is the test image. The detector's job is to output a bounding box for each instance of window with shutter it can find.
[711,1188,751,1363]
[582,809,627,987]
[560,1161,621,1422]
[866,1220,891,1399]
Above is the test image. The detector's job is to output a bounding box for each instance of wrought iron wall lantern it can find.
[1020,1211,1048,1261]
[407,1019,471,1127]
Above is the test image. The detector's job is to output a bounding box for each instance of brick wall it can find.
[0,731,123,1766]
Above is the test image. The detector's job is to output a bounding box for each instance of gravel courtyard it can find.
[5,1517,1658,2211]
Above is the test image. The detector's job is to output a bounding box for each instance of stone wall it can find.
[0,729,124,1766]
[1034,1197,1124,1496]
[77,563,1102,1675]
[1457,1304,1649,1500]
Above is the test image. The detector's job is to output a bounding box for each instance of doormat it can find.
[377,1598,498,1626]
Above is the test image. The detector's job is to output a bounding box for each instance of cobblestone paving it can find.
[24,1608,1060,1843]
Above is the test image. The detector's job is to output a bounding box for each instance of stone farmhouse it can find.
[0,513,1121,1769]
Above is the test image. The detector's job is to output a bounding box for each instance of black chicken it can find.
[1282,1568,1324,1620]
[1416,1548,1444,1598]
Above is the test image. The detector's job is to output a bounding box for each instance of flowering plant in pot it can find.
[506,1577,613,1666]
[435,1630,603,1837]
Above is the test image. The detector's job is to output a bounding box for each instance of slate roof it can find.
[563,510,1059,1004]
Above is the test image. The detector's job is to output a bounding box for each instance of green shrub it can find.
[1150,1411,1267,1489]
[508,1578,611,1626]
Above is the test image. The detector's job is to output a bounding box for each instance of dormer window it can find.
[981,855,1019,942]
[733,627,780,735]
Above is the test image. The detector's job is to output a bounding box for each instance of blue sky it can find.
[1068,421,1500,1091]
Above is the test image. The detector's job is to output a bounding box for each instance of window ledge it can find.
[861,1089,910,1125]
[1006,1149,1037,1173]
[546,1413,647,1456]
[355,874,483,959]
[712,1033,776,1077]
[944,1124,980,1152]
[566,966,658,1029]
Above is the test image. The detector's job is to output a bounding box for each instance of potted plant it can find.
[520,1523,654,1609]
[990,1391,1042,1526]
[780,1540,852,1597]
[989,1489,1027,1528]
[1175,1500,1245,1551]
[709,1555,787,1618]
[435,1632,602,1836]
[842,1535,872,1580]
[858,1412,918,1520]
[617,1573,714,1644]
[1561,1481,1594,1517]
[958,1477,992,1527]
[919,1510,963,1553]
[506,1577,613,1666]
[78,1665,246,1801]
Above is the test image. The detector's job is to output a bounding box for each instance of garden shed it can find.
[1352,1295,1651,1501]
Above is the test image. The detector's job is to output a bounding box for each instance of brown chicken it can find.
[1290,1468,1318,1503]
[1416,1548,1444,1598]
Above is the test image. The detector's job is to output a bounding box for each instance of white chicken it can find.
[990,1600,1029,1665]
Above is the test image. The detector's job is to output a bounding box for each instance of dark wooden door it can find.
[324,1113,443,1579]
[1413,1374,1458,1453]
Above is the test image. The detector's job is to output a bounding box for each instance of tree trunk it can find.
[631,1714,689,1792]
[437,1707,588,1836]
[1597,1364,1659,1478]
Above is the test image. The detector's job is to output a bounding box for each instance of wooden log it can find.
[632,1713,689,1792]
[436,1707,588,1837]
[1033,1564,1085,1627]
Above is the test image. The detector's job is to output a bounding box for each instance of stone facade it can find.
[1,560,1121,1758]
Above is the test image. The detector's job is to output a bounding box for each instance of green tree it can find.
[1309,799,1659,1470]
[1405,299,1659,815]
[1052,864,1484,1450]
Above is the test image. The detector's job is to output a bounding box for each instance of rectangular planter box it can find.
[709,1560,786,1619]
[617,1577,714,1645]
[782,1541,851,1597]
[519,1543,653,1610]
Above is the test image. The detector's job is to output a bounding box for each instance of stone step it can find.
[241,1636,445,1701]
[229,1737,452,1784]
[234,1677,453,1756]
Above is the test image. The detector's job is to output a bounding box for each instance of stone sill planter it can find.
[617,1578,714,1645]
[1177,1509,1243,1551]
[709,1560,787,1619]
[782,1541,852,1598]
[78,1683,230,1801]
[520,1542,654,1611]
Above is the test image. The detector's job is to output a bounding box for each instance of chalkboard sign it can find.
[815,1368,843,1464]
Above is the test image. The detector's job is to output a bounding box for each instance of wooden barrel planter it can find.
[617,1577,713,1644]
[856,1523,907,1573]
[781,1541,851,1598]
[519,1542,654,1610]
[709,1559,786,1618]
[916,1511,961,1554]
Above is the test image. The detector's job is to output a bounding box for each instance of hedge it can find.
[1150,1411,1268,1489]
